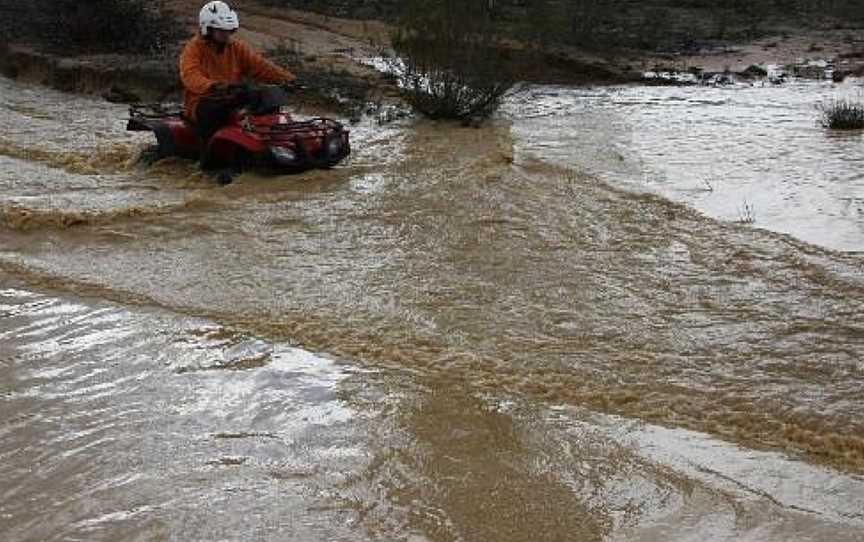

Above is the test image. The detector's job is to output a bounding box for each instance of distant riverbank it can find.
[2,0,863,111]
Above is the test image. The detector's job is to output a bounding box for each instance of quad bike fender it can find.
[128,117,199,160]
[201,126,266,169]
[209,126,267,153]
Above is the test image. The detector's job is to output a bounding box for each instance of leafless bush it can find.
[391,0,515,122]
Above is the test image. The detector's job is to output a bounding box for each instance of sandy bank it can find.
[2,0,864,110]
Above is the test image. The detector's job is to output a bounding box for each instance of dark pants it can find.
[194,96,237,146]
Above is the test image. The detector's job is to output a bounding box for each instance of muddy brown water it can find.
[2,75,864,540]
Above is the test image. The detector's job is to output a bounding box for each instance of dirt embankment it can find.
[0,0,631,104]
[0,0,401,114]
[2,0,864,111]
[640,27,864,80]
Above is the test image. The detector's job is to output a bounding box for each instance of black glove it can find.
[280,81,306,93]
[209,82,227,95]
[209,82,245,97]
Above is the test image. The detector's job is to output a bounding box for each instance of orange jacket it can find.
[179,35,295,120]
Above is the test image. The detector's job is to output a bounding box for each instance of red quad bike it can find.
[127,84,350,184]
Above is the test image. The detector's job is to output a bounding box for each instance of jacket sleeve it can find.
[238,41,296,84]
[180,40,218,94]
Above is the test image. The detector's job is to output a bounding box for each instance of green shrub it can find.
[819,98,864,130]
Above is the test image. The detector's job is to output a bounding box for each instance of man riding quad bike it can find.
[126,1,350,184]
[128,83,351,184]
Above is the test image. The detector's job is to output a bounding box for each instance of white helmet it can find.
[199,1,239,36]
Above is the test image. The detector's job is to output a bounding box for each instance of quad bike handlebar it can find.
[200,84,297,118]
[279,81,306,93]
[206,82,251,103]
[208,81,303,97]
[204,82,305,112]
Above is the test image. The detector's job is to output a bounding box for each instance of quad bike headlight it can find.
[270,145,297,164]
[326,136,343,157]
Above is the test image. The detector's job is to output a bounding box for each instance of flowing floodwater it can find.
[2,74,864,541]
[508,78,864,252]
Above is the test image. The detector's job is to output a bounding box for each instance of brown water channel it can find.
[2,76,864,540]
[507,78,864,252]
